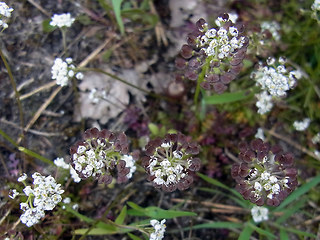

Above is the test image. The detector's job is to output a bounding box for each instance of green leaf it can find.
[248,223,277,239]
[42,19,57,33]
[127,233,143,240]
[238,223,254,240]
[115,206,127,225]
[148,123,159,136]
[127,202,196,219]
[64,205,94,223]
[204,91,251,105]
[144,206,197,219]
[112,0,125,35]
[188,222,242,230]
[197,173,244,200]
[275,174,320,211]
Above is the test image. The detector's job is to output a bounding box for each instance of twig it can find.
[19,80,56,100]
[27,0,51,17]
[264,127,320,161]
[0,153,10,176]
[0,118,62,137]
[17,86,62,144]
[149,1,168,46]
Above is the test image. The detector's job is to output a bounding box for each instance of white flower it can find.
[17,173,27,182]
[0,2,13,30]
[121,155,136,179]
[255,128,265,141]
[312,0,320,11]
[20,206,45,227]
[255,91,273,114]
[251,206,269,223]
[50,13,75,28]
[54,157,70,169]
[150,219,166,240]
[9,189,19,199]
[63,197,71,204]
[293,118,311,131]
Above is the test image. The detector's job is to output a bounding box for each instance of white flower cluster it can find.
[251,206,269,223]
[0,2,13,30]
[148,142,191,186]
[255,91,273,115]
[312,0,320,11]
[261,21,281,41]
[121,155,136,179]
[293,118,311,131]
[252,57,302,97]
[150,219,166,240]
[50,13,75,28]
[51,58,83,87]
[197,21,246,59]
[73,145,105,178]
[11,172,64,227]
[249,162,290,201]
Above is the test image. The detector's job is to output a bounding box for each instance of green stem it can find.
[61,28,67,52]
[0,128,53,165]
[194,57,211,113]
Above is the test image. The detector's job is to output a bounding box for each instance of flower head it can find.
[231,139,298,206]
[11,172,64,227]
[142,133,201,192]
[251,206,269,223]
[70,128,134,184]
[176,14,249,94]
[51,58,83,87]
[50,13,75,28]
[293,118,311,131]
[0,2,13,30]
[255,91,273,114]
[150,219,166,240]
[312,0,320,11]
[260,21,280,41]
[251,57,301,97]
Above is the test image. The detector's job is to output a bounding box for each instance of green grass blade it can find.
[199,187,249,208]
[248,223,277,239]
[188,221,243,230]
[127,233,143,240]
[197,173,244,200]
[272,222,317,238]
[238,222,254,240]
[275,174,320,211]
[280,229,289,240]
[276,197,306,224]
[111,0,125,35]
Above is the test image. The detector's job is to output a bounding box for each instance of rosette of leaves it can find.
[70,128,132,184]
[176,13,249,93]
[142,132,201,192]
[231,139,298,206]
